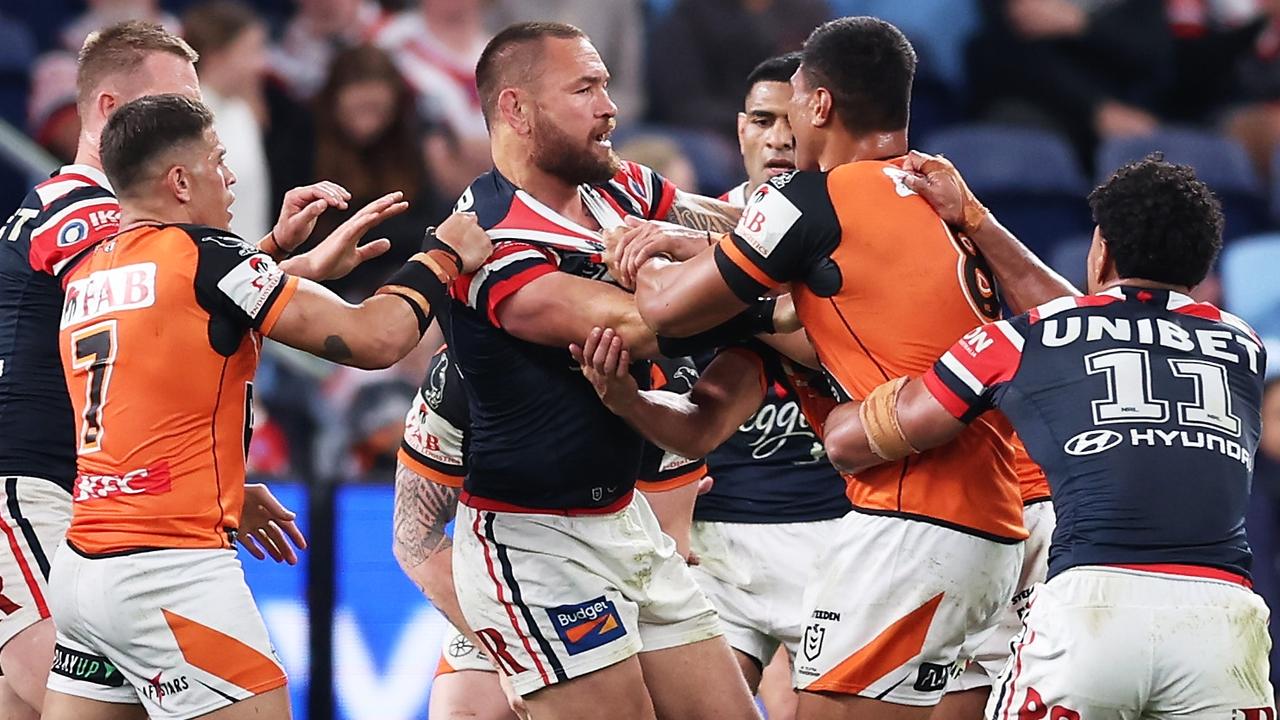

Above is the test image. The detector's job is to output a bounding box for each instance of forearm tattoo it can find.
[666,194,741,234]
[392,463,459,568]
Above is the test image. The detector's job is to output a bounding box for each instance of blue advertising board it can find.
[239,482,449,720]
[237,482,310,718]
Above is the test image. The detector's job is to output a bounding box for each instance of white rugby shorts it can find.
[453,493,722,696]
[0,477,70,650]
[952,500,1056,691]
[46,543,286,720]
[793,511,1022,706]
[986,565,1275,720]
[690,518,841,665]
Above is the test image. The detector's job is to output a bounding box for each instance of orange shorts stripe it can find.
[806,593,944,695]
[396,449,464,488]
[717,235,779,290]
[435,652,456,678]
[636,464,705,492]
[163,608,286,694]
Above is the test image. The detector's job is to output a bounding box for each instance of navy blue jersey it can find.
[0,165,119,489]
[694,341,850,523]
[400,345,705,491]
[444,162,681,512]
[925,287,1266,579]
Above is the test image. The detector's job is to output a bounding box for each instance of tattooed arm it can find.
[664,190,742,234]
[391,462,474,639]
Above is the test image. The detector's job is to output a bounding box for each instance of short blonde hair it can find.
[76,21,197,113]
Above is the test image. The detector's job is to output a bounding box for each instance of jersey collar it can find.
[57,164,114,193]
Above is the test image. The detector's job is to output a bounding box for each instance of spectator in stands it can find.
[272,0,386,100]
[647,0,830,140]
[61,0,180,52]
[617,134,700,193]
[344,379,417,483]
[183,0,274,240]
[305,44,446,299]
[27,52,79,163]
[490,0,648,122]
[373,0,491,197]
[967,0,1175,164]
[185,0,314,241]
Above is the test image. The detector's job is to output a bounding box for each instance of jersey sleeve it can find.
[450,241,558,327]
[27,186,120,278]
[399,391,467,487]
[636,355,706,490]
[922,317,1027,423]
[712,171,841,302]
[192,230,299,334]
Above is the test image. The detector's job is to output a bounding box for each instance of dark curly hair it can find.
[1088,154,1224,288]
[801,17,916,134]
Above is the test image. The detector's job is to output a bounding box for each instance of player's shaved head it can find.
[76,21,198,115]
[476,21,586,128]
[101,94,215,196]
[800,17,916,134]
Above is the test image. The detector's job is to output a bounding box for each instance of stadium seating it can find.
[1047,234,1092,292]
[1222,233,1280,339]
[1096,129,1269,242]
[922,124,1093,258]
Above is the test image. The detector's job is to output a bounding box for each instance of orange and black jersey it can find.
[58,224,297,554]
[713,163,1025,542]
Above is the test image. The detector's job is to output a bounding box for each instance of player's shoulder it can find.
[454,169,519,230]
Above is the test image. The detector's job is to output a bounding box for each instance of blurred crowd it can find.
[3,0,1280,492]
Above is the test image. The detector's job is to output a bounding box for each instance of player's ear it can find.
[812,87,832,128]
[168,165,193,204]
[1087,227,1110,290]
[736,112,748,146]
[97,91,118,125]
[498,87,530,136]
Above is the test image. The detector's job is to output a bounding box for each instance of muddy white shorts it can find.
[985,565,1275,720]
[793,511,1022,706]
[0,477,70,650]
[434,619,495,676]
[952,500,1056,692]
[46,542,287,720]
[690,518,841,666]
[453,493,722,696]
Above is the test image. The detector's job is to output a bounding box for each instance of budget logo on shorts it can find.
[547,596,626,656]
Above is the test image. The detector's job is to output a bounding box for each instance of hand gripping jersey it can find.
[400,346,705,490]
[58,225,298,554]
[713,163,1024,542]
[0,165,120,487]
[924,287,1266,579]
[694,340,850,523]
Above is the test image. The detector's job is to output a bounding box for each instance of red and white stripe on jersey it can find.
[602,161,677,221]
[452,242,558,327]
[488,190,605,256]
[1025,291,1121,323]
[29,166,118,277]
[1164,291,1262,344]
[923,319,1026,422]
[719,181,750,207]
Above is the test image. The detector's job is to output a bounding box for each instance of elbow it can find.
[359,328,419,370]
[823,423,868,475]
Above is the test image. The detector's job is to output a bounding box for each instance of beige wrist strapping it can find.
[859,376,920,461]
